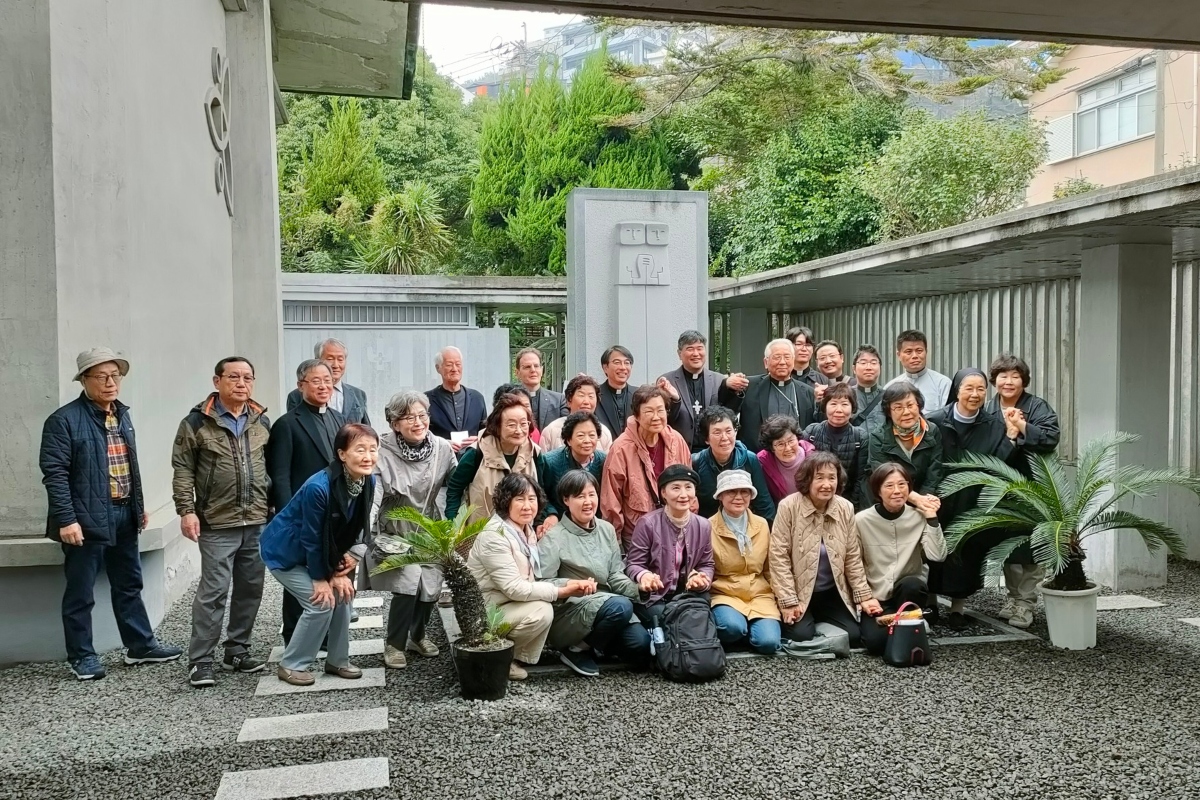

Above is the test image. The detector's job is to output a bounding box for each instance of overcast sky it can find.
[420,4,581,86]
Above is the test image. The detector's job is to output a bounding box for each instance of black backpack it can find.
[654,592,726,683]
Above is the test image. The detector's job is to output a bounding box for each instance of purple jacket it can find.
[625,509,715,605]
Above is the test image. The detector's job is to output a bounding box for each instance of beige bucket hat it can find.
[713,468,757,500]
[74,347,130,382]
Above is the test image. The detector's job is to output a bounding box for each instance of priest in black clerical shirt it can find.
[718,338,817,452]
[657,330,749,452]
[594,345,635,435]
[425,346,487,453]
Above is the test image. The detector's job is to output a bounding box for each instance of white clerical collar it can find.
[775,379,791,388]
[906,368,928,379]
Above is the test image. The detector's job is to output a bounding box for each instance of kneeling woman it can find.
[625,465,715,618]
[467,473,593,681]
[261,423,378,686]
[539,470,651,676]
[709,470,780,655]
[769,452,881,646]
[855,462,947,655]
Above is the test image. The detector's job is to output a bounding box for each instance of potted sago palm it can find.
[939,432,1200,650]
[371,506,515,700]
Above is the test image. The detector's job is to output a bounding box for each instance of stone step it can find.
[1180,617,1200,629]
[267,639,385,663]
[214,756,389,800]
[254,667,385,696]
[237,706,389,743]
[353,596,383,608]
[1096,594,1164,611]
[349,614,383,630]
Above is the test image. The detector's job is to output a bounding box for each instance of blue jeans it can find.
[712,604,781,655]
[586,596,652,668]
[270,566,352,671]
[61,501,156,661]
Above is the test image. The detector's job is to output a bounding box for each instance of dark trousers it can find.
[781,588,862,648]
[61,501,156,661]
[860,575,930,656]
[387,593,433,649]
[587,596,652,668]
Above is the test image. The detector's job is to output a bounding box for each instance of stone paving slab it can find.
[237,706,389,743]
[267,639,385,663]
[1179,618,1200,629]
[254,668,386,696]
[1096,595,1165,611]
[353,596,383,608]
[214,756,390,800]
[349,614,383,630]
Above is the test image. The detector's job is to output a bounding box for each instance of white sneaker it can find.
[384,645,407,669]
[1008,605,1034,629]
[998,600,1018,621]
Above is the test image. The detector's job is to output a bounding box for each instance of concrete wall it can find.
[0,0,284,663]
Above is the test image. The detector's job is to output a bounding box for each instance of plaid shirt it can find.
[105,412,132,499]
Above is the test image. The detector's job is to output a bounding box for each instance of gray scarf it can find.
[721,510,751,556]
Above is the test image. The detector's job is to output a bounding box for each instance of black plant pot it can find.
[451,639,514,701]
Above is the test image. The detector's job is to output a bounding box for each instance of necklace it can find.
[772,380,799,417]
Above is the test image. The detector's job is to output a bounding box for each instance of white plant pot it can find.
[1039,580,1101,650]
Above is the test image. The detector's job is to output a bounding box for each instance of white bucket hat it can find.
[713,468,757,500]
[74,347,130,382]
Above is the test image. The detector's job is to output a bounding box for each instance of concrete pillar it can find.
[728,308,769,375]
[1076,242,1173,589]
[0,0,58,537]
[227,0,285,410]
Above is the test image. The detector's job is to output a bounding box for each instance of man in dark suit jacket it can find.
[718,338,817,453]
[657,330,749,452]
[594,344,635,436]
[285,338,371,426]
[515,346,566,432]
[267,359,346,644]
[425,346,488,453]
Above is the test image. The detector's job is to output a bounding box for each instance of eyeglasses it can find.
[86,372,123,385]
[503,421,531,431]
[303,379,333,388]
[606,359,632,368]
[398,412,430,424]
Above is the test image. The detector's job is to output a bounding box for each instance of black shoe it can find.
[70,655,106,681]
[946,611,969,631]
[222,652,267,673]
[188,663,216,687]
[559,649,600,677]
[351,611,360,623]
[124,644,183,665]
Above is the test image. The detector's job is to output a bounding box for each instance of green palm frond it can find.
[1078,509,1187,557]
[1028,520,1071,576]
[945,451,1027,482]
[937,468,1013,501]
[944,510,1038,551]
[484,603,513,641]
[980,536,1032,577]
[1029,453,1074,519]
[370,506,488,576]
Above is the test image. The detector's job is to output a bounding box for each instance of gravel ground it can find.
[3,560,1200,800]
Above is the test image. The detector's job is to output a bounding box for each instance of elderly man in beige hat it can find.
[39,347,182,680]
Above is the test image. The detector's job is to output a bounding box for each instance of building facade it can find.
[1028,46,1200,204]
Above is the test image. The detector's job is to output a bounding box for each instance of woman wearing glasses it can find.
[446,393,540,526]
[368,391,458,670]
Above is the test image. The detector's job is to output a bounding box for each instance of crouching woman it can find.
[260,423,378,686]
[709,469,780,655]
[539,470,651,676]
[855,462,947,655]
[467,472,593,681]
[769,452,881,647]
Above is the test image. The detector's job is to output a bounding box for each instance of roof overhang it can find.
[282,274,569,313]
[272,0,421,100]
[709,168,1200,313]
[445,0,1200,50]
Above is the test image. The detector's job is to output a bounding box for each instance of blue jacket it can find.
[260,468,374,580]
[40,393,145,544]
[692,442,776,523]
[537,446,606,518]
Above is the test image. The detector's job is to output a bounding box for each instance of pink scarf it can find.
[758,442,814,502]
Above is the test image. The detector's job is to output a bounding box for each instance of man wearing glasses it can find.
[172,357,272,688]
[40,347,183,680]
[267,359,346,646]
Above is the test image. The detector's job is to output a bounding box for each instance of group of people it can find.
[41,324,1057,684]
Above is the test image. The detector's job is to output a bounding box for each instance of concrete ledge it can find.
[0,517,185,567]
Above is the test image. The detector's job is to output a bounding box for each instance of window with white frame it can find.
[1074,64,1156,154]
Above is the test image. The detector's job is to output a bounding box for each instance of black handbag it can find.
[883,602,933,668]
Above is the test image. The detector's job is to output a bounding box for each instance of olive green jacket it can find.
[171,393,272,529]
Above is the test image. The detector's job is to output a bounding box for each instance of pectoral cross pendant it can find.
[693,399,703,417]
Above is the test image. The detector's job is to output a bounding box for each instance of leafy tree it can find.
[352,181,454,275]
[719,96,902,275]
[861,110,1046,239]
[471,54,697,276]
[300,98,387,213]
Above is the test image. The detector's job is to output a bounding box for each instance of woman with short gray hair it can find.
[368,390,457,669]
